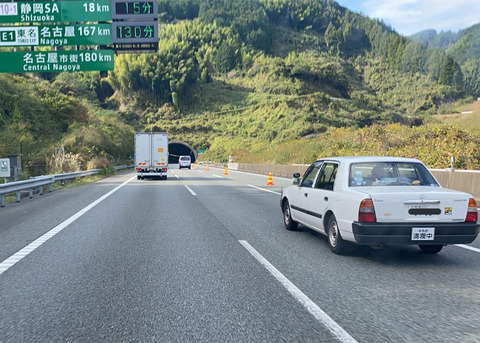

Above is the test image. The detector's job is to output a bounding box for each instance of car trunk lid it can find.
[358,186,470,223]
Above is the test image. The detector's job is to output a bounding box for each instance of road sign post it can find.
[0,158,10,178]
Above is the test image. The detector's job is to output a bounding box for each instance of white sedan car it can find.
[281,156,479,255]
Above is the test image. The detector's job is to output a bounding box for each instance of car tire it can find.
[327,215,349,255]
[282,200,298,231]
[419,245,443,254]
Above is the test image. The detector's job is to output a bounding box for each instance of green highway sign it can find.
[0,50,114,73]
[0,24,113,47]
[0,1,112,24]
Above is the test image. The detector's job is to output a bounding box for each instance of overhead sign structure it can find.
[0,50,114,73]
[0,158,10,178]
[0,1,112,24]
[0,24,113,47]
[0,1,160,72]
[112,21,157,44]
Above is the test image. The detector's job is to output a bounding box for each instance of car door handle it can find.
[304,193,308,197]
[324,197,328,201]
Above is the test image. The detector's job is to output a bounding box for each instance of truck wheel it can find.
[327,215,350,255]
[137,176,140,180]
[419,245,443,254]
[282,200,298,231]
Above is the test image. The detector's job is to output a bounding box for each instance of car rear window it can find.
[180,156,190,161]
[349,162,439,187]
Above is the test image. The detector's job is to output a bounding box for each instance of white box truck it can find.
[135,132,169,180]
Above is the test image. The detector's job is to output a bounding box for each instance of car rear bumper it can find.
[352,222,480,245]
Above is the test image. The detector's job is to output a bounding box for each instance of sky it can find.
[335,0,480,36]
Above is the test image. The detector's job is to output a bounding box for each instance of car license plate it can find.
[411,227,435,241]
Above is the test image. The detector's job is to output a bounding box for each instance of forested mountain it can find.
[2,0,480,175]
[409,29,461,50]
[410,24,480,96]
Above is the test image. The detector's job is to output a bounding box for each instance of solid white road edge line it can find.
[185,185,197,196]
[248,184,281,196]
[239,240,358,343]
[0,175,136,276]
[455,244,480,253]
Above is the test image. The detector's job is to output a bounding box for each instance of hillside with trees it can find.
[2,0,480,176]
[410,24,480,97]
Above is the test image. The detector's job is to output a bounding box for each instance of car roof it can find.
[315,156,423,164]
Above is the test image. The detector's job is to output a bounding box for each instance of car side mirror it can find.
[293,173,301,186]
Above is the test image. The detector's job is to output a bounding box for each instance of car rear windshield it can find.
[180,156,190,161]
[349,162,439,187]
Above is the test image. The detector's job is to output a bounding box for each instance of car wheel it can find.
[327,215,349,255]
[282,200,298,231]
[419,245,443,254]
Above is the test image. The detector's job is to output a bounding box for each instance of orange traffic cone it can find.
[266,172,274,186]
[206,164,210,172]
[224,166,228,175]
[197,163,199,169]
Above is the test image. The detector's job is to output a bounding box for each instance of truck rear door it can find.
[152,134,168,169]
[135,133,151,168]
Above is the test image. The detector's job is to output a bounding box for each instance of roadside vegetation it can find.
[2,0,480,175]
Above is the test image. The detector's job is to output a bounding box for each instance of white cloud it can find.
[362,0,480,35]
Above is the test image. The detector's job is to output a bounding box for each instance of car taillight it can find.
[359,198,376,223]
[465,198,478,222]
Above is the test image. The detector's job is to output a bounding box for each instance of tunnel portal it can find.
[168,141,197,164]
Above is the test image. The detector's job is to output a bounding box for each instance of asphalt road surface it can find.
[1,167,479,342]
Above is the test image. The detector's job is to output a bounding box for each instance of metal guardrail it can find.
[0,165,133,208]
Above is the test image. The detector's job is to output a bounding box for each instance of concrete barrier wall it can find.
[430,170,480,200]
[231,163,480,200]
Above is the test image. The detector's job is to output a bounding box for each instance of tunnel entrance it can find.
[168,140,197,164]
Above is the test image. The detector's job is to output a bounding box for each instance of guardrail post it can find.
[48,184,52,192]
[16,191,21,203]
[39,186,44,195]
[29,188,34,198]
[1,195,5,207]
